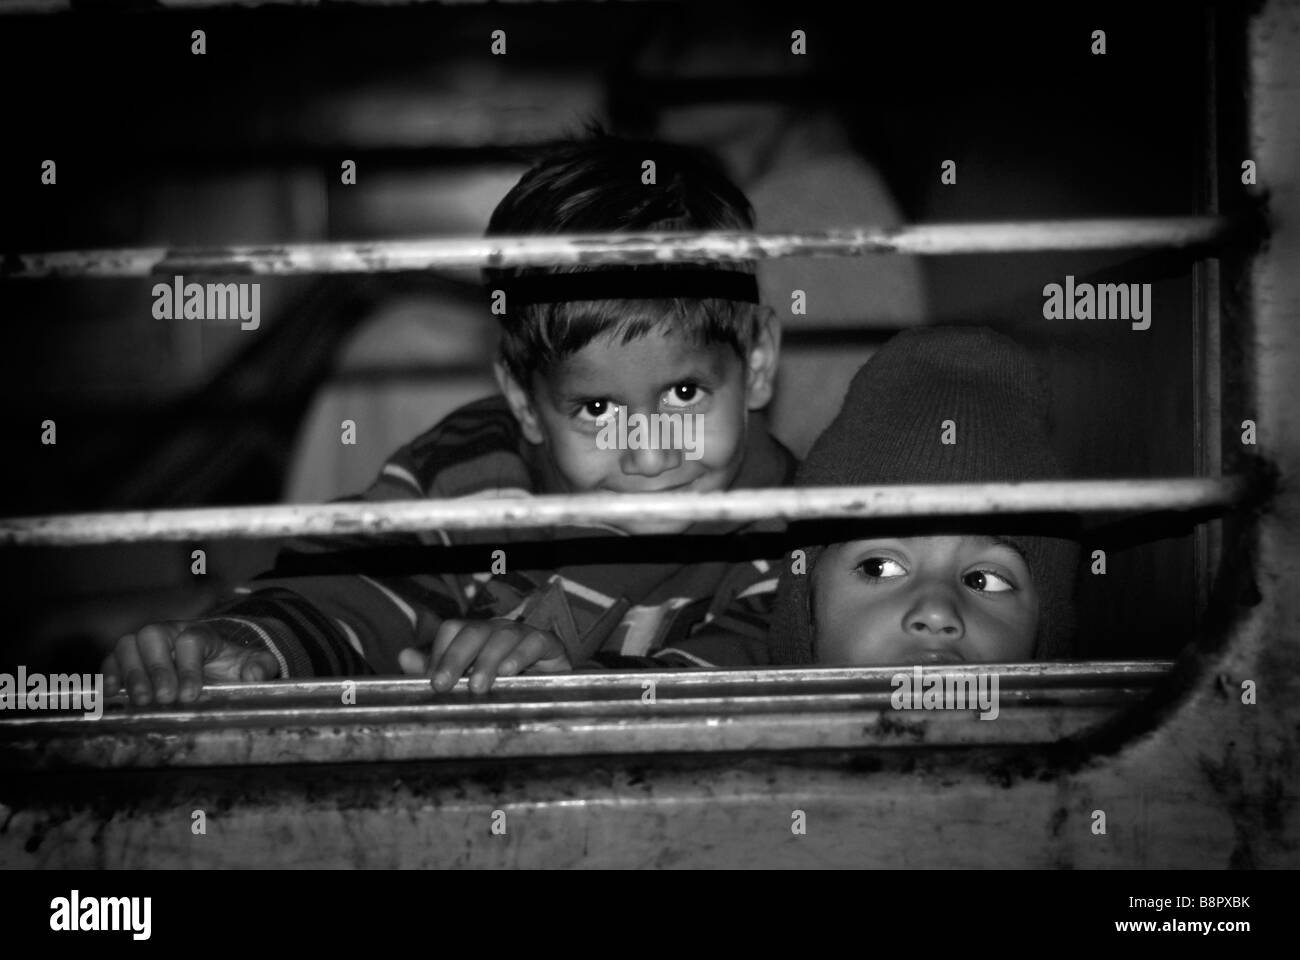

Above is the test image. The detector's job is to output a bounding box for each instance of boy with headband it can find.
[104,130,796,702]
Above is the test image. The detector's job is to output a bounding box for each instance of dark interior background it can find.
[0,0,1228,671]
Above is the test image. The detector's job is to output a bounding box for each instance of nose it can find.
[903,585,965,642]
[618,422,683,479]
[620,445,682,478]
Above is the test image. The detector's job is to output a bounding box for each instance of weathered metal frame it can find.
[0,662,1172,769]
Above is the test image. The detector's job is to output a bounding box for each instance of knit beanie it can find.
[769,326,1080,664]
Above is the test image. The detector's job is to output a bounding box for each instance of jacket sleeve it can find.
[584,558,780,670]
[190,444,469,678]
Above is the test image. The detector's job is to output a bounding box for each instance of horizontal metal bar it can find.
[0,662,1172,768]
[0,687,1153,727]
[0,477,1246,546]
[0,660,1172,716]
[146,659,1184,703]
[2,218,1232,279]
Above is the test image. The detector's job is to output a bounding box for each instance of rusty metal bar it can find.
[2,218,1234,280]
[0,661,1173,768]
[0,477,1246,546]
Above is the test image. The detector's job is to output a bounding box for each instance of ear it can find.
[743,308,781,410]
[493,359,545,445]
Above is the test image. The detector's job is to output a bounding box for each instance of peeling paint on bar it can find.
[2,218,1234,279]
[0,478,1246,545]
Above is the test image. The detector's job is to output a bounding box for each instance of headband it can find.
[503,265,760,306]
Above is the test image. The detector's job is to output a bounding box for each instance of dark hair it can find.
[482,121,768,385]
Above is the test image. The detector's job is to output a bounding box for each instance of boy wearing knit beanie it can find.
[768,326,1081,665]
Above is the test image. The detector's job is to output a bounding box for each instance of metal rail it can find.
[0,477,1246,545]
[3,218,1233,279]
[0,662,1173,768]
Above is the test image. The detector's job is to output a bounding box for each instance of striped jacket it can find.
[195,395,797,677]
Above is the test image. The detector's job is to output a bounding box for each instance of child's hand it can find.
[102,621,281,706]
[398,618,571,693]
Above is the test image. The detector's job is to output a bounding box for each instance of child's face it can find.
[811,535,1039,665]
[498,321,777,534]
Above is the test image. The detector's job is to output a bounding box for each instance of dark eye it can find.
[963,570,1014,593]
[577,400,618,422]
[858,557,906,579]
[663,383,701,407]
